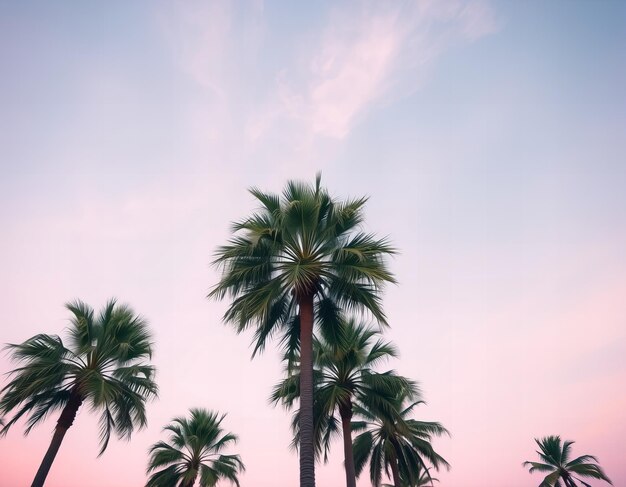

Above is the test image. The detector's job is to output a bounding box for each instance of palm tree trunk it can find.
[298,293,316,487]
[32,392,83,487]
[339,402,357,487]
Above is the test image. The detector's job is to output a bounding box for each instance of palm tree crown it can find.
[209,174,396,487]
[0,299,157,486]
[146,408,244,487]
[352,393,450,487]
[523,435,612,487]
[209,174,396,354]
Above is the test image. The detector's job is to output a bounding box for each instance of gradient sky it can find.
[1,1,625,486]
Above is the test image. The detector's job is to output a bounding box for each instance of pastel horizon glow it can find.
[1,1,625,486]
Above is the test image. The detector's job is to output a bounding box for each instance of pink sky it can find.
[1,1,625,486]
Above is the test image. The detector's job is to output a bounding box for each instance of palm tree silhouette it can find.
[146,408,244,487]
[0,299,157,487]
[210,174,395,487]
[523,435,612,486]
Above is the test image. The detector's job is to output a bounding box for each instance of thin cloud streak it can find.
[249,0,499,140]
[159,1,499,145]
[158,1,234,95]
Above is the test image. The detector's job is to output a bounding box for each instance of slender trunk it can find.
[339,401,357,487]
[390,456,402,487]
[32,392,83,487]
[298,293,316,487]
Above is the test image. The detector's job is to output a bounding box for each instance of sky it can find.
[0,0,625,486]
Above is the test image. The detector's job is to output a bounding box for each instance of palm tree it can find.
[352,394,450,487]
[209,174,396,487]
[523,436,612,487]
[272,319,414,487]
[146,408,244,487]
[0,299,158,487]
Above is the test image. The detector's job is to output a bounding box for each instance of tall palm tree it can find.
[271,319,415,487]
[0,299,158,487]
[523,436,612,487]
[209,174,396,487]
[146,408,244,487]
[352,394,450,487]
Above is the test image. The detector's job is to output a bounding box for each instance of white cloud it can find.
[306,9,400,138]
[250,0,499,140]
[157,0,499,162]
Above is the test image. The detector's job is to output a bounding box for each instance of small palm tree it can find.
[0,299,157,487]
[272,319,414,487]
[523,435,612,487]
[146,408,244,487]
[210,174,396,487]
[352,394,450,487]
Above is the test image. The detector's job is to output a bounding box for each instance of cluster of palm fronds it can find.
[210,175,449,487]
[0,175,613,487]
[270,319,449,487]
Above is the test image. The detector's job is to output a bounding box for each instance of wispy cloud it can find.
[158,1,234,95]
[157,0,267,159]
[249,0,499,140]
[157,0,498,163]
